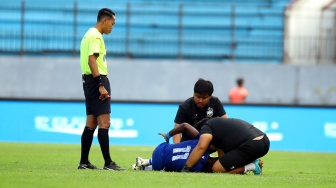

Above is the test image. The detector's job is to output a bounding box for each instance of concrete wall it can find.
[1,56,336,105]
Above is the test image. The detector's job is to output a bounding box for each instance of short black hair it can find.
[194,78,214,96]
[236,78,244,86]
[97,8,115,22]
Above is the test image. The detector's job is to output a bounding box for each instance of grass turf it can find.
[0,142,335,188]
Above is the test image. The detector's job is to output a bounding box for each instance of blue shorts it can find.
[152,142,167,170]
[152,140,209,172]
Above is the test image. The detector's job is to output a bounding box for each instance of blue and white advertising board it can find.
[0,100,335,153]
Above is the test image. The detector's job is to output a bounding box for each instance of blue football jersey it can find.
[152,139,209,172]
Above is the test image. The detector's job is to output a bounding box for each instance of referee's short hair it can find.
[97,8,115,22]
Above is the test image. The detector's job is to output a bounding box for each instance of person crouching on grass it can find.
[181,117,269,174]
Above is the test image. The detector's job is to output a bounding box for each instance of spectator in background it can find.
[173,78,228,144]
[229,77,249,103]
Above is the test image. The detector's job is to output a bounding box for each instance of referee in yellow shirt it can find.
[78,8,125,170]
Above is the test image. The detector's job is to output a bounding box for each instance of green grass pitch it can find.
[0,142,335,188]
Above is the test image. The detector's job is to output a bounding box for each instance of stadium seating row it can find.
[0,0,290,62]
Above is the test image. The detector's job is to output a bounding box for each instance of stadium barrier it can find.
[0,100,335,152]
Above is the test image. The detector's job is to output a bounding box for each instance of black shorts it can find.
[219,134,270,171]
[82,74,111,117]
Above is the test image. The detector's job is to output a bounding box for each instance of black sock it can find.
[98,128,112,166]
[80,126,95,164]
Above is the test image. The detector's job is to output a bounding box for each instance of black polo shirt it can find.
[200,117,265,153]
[174,96,226,141]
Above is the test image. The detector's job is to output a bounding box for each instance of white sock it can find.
[143,158,150,166]
[244,162,256,173]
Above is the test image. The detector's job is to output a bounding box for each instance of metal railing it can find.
[1,1,288,62]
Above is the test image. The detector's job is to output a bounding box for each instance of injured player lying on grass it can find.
[131,118,263,174]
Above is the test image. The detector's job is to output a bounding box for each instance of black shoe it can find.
[78,162,99,170]
[103,161,126,171]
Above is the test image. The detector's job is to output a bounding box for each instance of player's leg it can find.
[250,134,269,175]
[244,134,270,175]
[79,75,99,169]
[212,159,263,174]
[131,157,153,170]
[78,103,99,169]
[201,156,218,173]
[216,135,269,174]
[93,77,125,171]
[212,148,258,174]
[136,157,152,167]
[151,142,169,170]
[245,159,263,175]
[212,159,245,174]
[96,113,125,171]
[132,142,170,171]
[132,141,168,171]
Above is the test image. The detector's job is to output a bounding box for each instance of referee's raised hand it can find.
[98,86,110,101]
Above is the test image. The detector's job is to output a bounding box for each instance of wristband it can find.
[94,76,103,86]
[166,132,171,140]
[181,164,190,172]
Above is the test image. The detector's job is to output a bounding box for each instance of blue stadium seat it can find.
[0,0,291,62]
